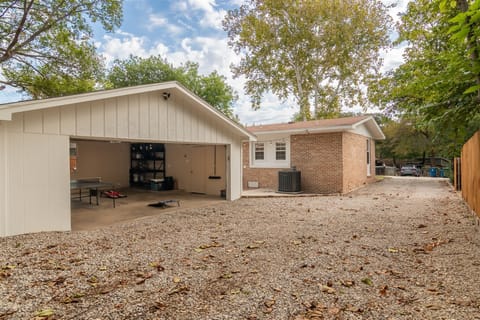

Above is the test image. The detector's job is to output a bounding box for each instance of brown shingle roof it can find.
[246,115,371,133]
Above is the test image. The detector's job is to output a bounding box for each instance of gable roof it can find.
[0,81,255,141]
[247,115,385,140]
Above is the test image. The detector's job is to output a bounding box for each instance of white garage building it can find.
[0,82,255,237]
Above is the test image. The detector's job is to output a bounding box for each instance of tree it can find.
[0,0,122,98]
[106,55,238,119]
[370,0,480,157]
[223,0,391,120]
[443,0,480,98]
[376,116,433,164]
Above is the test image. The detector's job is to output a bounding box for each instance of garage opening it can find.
[69,138,227,230]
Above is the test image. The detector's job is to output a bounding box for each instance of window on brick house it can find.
[276,142,286,160]
[254,143,265,160]
[250,139,290,168]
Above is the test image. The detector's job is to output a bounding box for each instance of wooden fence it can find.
[460,131,480,216]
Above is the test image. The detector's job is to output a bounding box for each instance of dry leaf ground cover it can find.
[1,177,480,319]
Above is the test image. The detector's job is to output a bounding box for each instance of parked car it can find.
[400,165,421,177]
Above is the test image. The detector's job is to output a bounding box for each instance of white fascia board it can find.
[252,125,354,136]
[352,116,385,140]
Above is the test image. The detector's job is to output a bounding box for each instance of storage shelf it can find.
[130,143,165,187]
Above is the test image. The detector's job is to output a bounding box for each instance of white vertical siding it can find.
[91,101,105,137]
[139,93,150,139]
[24,110,43,133]
[12,91,241,144]
[128,95,139,139]
[5,132,25,235]
[104,99,117,137]
[4,132,70,236]
[117,96,129,138]
[148,93,159,139]
[0,123,6,237]
[60,105,76,135]
[43,107,60,134]
[158,94,168,139]
[76,102,91,136]
[228,140,242,200]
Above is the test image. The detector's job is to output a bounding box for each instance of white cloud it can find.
[186,0,217,12]
[380,45,407,73]
[148,14,167,27]
[99,31,169,65]
[200,8,227,29]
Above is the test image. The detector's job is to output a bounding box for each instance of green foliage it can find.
[370,0,480,158]
[223,0,391,121]
[106,56,237,119]
[443,0,480,97]
[376,116,432,161]
[0,0,122,98]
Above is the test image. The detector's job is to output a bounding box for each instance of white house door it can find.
[189,146,207,194]
[366,139,371,176]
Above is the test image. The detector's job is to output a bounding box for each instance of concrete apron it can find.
[71,189,225,231]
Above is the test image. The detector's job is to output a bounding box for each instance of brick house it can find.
[243,115,385,194]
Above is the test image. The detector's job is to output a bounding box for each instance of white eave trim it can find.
[251,125,354,136]
[0,81,256,141]
[352,116,385,140]
[251,116,385,140]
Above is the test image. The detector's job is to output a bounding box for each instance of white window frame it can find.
[254,142,265,160]
[275,142,286,160]
[251,138,290,168]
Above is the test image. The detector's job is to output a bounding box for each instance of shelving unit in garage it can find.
[129,143,165,188]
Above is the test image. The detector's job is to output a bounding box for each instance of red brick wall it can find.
[243,133,376,194]
[342,132,376,193]
[290,132,343,193]
[242,142,282,190]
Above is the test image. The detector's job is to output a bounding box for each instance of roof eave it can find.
[250,125,354,135]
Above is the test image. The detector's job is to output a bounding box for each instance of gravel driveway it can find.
[1,177,480,319]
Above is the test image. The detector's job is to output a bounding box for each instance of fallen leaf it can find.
[194,248,204,252]
[168,285,189,295]
[328,307,341,315]
[345,305,363,313]
[320,285,336,294]
[379,285,388,296]
[151,301,167,310]
[1,265,15,270]
[361,278,373,286]
[149,262,165,271]
[341,280,355,287]
[264,299,275,308]
[35,309,54,317]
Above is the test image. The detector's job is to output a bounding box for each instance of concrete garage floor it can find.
[71,189,225,231]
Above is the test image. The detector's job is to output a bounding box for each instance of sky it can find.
[0,0,411,125]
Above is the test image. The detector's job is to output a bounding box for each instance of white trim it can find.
[249,116,385,140]
[250,138,291,168]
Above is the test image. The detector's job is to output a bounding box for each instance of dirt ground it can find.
[1,177,480,320]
